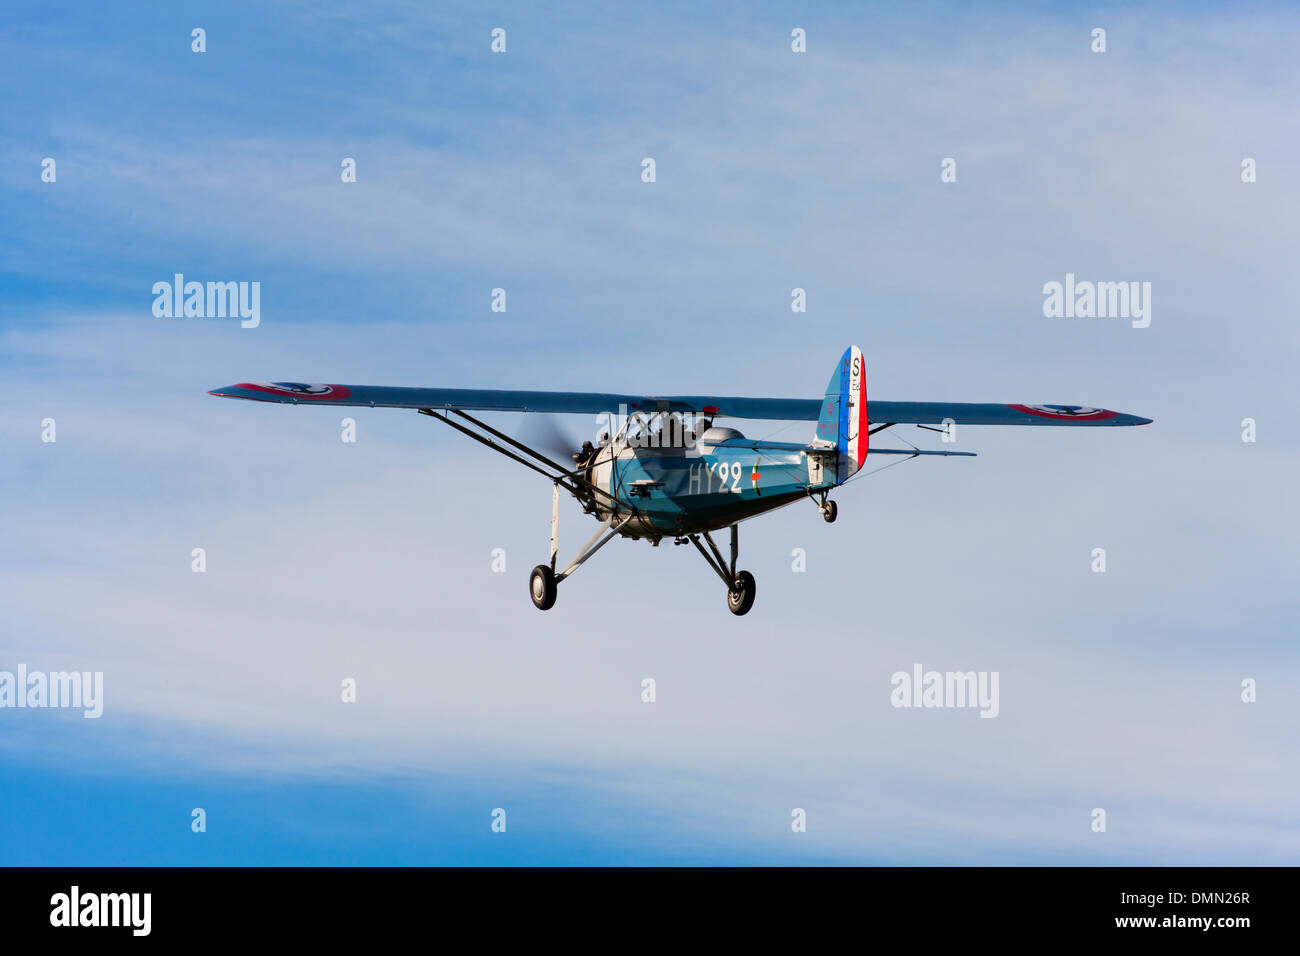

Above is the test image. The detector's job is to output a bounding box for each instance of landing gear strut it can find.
[689,524,756,616]
[530,482,633,611]
[813,490,837,523]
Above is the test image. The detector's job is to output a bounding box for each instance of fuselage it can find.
[585,426,837,539]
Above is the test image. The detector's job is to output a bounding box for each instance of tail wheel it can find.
[727,570,756,616]
[530,565,557,610]
[822,500,838,523]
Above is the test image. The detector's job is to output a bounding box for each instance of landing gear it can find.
[530,482,634,611]
[813,490,837,523]
[727,570,756,616]
[689,524,757,616]
[529,565,557,610]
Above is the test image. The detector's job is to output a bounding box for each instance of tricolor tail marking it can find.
[840,345,868,477]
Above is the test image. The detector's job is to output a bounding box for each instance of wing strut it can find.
[416,408,622,511]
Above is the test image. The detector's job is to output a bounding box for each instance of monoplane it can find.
[210,346,1150,614]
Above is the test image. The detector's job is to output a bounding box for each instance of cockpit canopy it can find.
[698,426,744,444]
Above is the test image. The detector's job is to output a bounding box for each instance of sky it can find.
[1,1,1297,865]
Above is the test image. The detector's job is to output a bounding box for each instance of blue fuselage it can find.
[590,435,837,538]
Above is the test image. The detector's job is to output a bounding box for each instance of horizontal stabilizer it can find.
[867,447,976,457]
[715,439,975,458]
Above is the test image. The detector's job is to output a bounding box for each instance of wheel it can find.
[822,500,838,523]
[529,565,557,610]
[727,570,756,616]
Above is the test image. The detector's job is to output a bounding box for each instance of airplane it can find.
[209,345,1151,615]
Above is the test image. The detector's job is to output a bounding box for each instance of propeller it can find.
[518,414,591,465]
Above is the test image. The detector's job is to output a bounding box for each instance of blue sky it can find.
[2,1,1298,865]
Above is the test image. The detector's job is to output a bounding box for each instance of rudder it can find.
[814,346,868,482]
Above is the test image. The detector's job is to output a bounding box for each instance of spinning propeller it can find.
[518,415,592,465]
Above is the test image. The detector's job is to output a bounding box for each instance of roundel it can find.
[1009,403,1117,420]
[241,382,352,400]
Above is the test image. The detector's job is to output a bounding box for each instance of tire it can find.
[727,570,756,616]
[529,565,557,610]
[822,500,838,523]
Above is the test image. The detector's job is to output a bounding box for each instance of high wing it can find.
[208,382,1152,426]
[866,401,1152,426]
[206,382,812,417]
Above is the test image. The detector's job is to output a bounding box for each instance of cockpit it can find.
[615,411,696,451]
